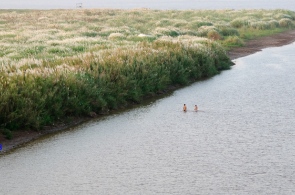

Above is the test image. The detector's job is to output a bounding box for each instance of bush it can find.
[218,26,239,36]
[1,129,13,140]
[250,21,271,30]
[197,26,217,37]
[153,27,181,37]
[223,36,245,47]
[189,21,213,29]
[173,21,188,28]
[279,18,293,28]
[230,18,249,28]
[156,19,173,27]
[207,30,222,40]
[269,20,279,28]
[275,14,293,20]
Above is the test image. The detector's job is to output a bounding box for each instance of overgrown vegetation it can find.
[0,9,294,134]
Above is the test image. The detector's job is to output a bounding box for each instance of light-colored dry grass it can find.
[0,9,294,72]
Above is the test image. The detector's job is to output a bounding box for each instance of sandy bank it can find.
[1,29,295,154]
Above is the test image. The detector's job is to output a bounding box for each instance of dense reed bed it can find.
[0,9,294,135]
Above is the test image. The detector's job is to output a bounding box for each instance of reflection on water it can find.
[1,43,295,194]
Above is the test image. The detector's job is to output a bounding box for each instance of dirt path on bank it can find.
[228,29,295,60]
[1,29,295,154]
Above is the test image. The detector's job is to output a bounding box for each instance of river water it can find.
[1,0,295,11]
[1,42,295,194]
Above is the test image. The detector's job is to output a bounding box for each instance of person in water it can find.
[183,104,187,112]
[194,105,198,111]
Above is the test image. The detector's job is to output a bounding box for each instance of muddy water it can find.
[1,43,295,194]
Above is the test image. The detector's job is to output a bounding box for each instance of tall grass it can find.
[0,40,231,130]
[0,8,294,132]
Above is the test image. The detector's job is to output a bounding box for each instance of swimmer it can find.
[194,105,198,111]
[183,104,187,112]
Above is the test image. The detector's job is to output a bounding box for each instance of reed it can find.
[0,40,231,130]
[0,8,294,133]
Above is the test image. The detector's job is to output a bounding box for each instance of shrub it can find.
[156,19,173,27]
[230,18,249,28]
[223,36,245,47]
[183,30,198,36]
[197,26,217,37]
[173,21,188,28]
[218,26,239,36]
[279,18,293,28]
[250,21,271,30]
[1,129,13,140]
[269,20,279,28]
[275,14,293,20]
[207,30,222,40]
[189,21,213,29]
[153,27,181,37]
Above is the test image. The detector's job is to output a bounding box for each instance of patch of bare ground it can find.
[228,30,295,60]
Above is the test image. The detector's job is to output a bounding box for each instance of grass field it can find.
[0,9,294,135]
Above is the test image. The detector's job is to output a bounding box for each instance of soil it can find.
[228,30,295,60]
[0,117,91,154]
[1,29,295,154]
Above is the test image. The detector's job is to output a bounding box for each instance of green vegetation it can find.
[0,9,294,134]
[1,129,13,140]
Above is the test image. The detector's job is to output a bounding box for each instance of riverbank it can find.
[228,29,295,60]
[1,29,295,154]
